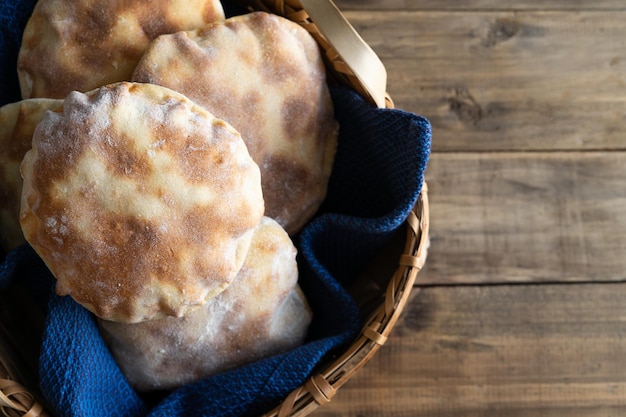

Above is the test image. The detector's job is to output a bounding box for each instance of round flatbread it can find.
[98,216,312,391]
[17,0,224,99]
[0,98,63,252]
[20,82,264,323]
[132,11,338,235]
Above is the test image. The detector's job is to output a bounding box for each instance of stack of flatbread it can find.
[1,0,340,391]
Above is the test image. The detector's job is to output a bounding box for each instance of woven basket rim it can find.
[264,184,430,417]
[0,325,48,416]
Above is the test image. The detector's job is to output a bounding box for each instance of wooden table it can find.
[317,1,626,416]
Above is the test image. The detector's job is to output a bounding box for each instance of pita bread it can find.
[0,98,63,252]
[133,12,338,234]
[98,216,312,391]
[18,0,224,99]
[20,82,264,323]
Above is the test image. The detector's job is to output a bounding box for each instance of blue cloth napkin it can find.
[0,1,431,416]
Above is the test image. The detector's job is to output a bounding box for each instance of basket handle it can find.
[242,0,390,108]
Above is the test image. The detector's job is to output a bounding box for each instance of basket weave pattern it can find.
[0,350,47,416]
[265,186,429,417]
[0,381,45,417]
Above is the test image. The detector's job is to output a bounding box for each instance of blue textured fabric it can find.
[0,1,432,416]
[39,295,148,417]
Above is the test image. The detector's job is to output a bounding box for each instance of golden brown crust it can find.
[132,12,339,234]
[20,82,264,323]
[0,98,63,251]
[17,0,225,99]
[98,217,312,391]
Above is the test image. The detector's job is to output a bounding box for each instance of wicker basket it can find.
[0,1,430,416]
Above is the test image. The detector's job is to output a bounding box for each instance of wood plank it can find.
[420,151,626,285]
[315,284,626,417]
[336,0,626,11]
[340,11,626,151]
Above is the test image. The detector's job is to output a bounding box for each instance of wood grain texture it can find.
[314,284,626,417]
[420,152,626,285]
[342,11,626,151]
[309,3,626,417]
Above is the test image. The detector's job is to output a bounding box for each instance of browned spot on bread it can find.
[261,154,323,233]
[281,95,314,142]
